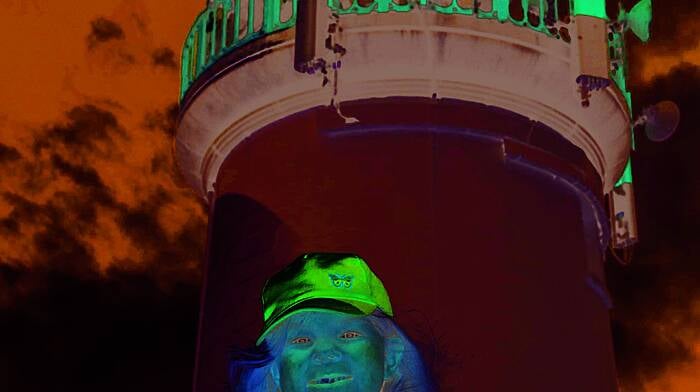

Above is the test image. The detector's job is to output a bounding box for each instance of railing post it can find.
[264,0,280,31]
[493,0,509,22]
[247,0,255,36]
[233,0,241,45]
[376,0,390,13]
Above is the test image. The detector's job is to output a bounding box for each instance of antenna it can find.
[633,100,681,142]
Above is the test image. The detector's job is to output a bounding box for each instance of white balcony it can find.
[176,0,631,198]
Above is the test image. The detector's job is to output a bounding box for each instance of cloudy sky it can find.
[0,0,698,391]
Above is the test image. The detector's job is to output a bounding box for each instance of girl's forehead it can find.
[284,310,370,329]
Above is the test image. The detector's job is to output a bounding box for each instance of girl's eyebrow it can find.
[342,321,373,332]
[285,318,317,334]
[290,328,314,335]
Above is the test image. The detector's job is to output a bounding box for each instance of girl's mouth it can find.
[309,375,353,386]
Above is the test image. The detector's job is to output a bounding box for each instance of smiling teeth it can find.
[312,375,351,384]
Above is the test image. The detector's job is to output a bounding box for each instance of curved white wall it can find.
[176,10,631,199]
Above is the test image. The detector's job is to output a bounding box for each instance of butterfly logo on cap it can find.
[329,273,353,288]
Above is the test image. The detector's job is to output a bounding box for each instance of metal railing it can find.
[180,0,296,99]
[179,0,627,104]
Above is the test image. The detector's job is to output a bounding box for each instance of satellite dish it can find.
[634,100,680,142]
[619,0,652,42]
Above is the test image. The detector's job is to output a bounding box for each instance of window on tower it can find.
[280,0,294,24]
[239,0,249,40]
[205,11,214,63]
[215,5,224,54]
[253,0,264,33]
[226,10,235,47]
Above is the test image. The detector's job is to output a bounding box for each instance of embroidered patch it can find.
[329,273,353,288]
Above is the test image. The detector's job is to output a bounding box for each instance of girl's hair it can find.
[229,309,435,391]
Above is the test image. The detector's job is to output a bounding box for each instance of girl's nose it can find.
[311,345,342,364]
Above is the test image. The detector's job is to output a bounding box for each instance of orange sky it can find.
[0,1,698,390]
[0,0,197,124]
[0,0,205,275]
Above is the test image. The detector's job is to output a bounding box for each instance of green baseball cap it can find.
[256,253,393,345]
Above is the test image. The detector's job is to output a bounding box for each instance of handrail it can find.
[180,0,298,100]
[179,0,626,105]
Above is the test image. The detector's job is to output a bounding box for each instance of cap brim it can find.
[256,298,378,346]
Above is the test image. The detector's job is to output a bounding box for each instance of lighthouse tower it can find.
[176,1,640,391]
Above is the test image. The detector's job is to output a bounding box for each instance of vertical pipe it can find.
[294,0,317,72]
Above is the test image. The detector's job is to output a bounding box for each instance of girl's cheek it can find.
[283,349,311,364]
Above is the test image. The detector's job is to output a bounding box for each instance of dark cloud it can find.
[0,192,99,279]
[608,63,700,390]
[51,154,106,189]
[87,17,125,50]
[645,1,700,54]
[119,187,171,246]
[4,101,206,286]
[0,264,200,392]
[113,185,206,277]
[1,98,207,390]
[141,103,198,190]
[0,143,21,164]
[150,153,170,174]
[0,185,205,390]
[0,216,19,235]
[2,192,44,226]
[34,104,124,153]
[32,215,98,276]
[143,103,179,137]
[49,154,116,207]
[151,47,178,70]
[1,180,204,285]
[631,63,700,244]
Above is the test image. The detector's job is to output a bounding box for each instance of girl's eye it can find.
[341,331,361,339]
[291,337,311,344]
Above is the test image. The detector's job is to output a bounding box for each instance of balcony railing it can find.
[180,0,629,110]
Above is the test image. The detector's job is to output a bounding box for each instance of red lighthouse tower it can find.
[176,1,643,390]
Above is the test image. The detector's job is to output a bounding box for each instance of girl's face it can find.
[277,311,385,392]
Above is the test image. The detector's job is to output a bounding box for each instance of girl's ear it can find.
[384,336,404,378]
